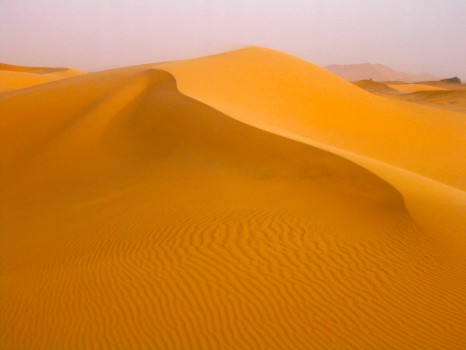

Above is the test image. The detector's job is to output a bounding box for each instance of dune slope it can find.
[386,82,447,92]
[354,81,466,114]
[1,49,466,349]
[393,89,466,114]
[159,48,465,188]
[0,63,82,93]
[353,80,398,94]
[158,47,466,237]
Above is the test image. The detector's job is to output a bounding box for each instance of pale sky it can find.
[1,0,465,79]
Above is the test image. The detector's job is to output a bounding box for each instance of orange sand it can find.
[0,63,82,93]
[386,82,447,92]
[1,47,465,349]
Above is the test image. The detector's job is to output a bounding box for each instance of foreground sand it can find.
[0,63,82,93]
[1,47,465,349]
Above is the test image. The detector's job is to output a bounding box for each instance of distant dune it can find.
[354,79,466,113]
[386,82,447,92]
[394,89,466,114]
[1,47,465,349]
[353,79,398,94]
[326,62,439,82]
[0,63,82,93]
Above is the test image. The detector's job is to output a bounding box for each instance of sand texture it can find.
[1,47,465,349]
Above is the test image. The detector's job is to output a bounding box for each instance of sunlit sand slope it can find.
[0,63,82,93]
[159,47,466,237]
[159,47,465,189]
[1,49,466,349]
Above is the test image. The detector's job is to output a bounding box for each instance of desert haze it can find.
[326,63,439,83]
[1,47,466,349]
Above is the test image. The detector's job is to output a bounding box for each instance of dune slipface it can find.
[1,48,466,349]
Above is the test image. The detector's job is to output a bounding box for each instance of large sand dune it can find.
[1,47,465,349]
[0,63,82,93]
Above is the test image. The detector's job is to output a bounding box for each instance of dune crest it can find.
[1,48,466,349]
[158,47,465,188]
[157,47,466,235]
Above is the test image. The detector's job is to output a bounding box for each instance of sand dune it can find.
[386,82,447,93]
[159,48,465,188]
[355,79,466,114]
[0,63,82,93]
[393,90,466,114]
[424,80,466,90]
[325,62,439,83]
[1,47,465,349]
[353,80,398,94]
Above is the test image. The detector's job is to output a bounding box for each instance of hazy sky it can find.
[1,0,465,78]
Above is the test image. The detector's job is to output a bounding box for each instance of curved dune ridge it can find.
[158,48,466,236]
[1,47,466,349]
[0,62,82,93]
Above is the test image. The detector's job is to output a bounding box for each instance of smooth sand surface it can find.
[1,47,465,349]
[0,63,82,93]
